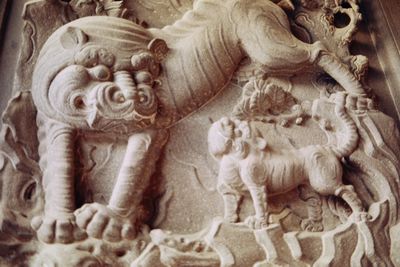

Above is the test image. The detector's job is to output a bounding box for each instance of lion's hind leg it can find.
[298,185,323,232]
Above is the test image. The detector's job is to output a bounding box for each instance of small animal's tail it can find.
[331,92,359,158]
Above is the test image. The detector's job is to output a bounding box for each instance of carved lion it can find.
[29,0,369,244]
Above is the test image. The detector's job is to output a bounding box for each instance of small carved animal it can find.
[208,93,367,229]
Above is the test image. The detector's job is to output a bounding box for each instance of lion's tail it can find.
[331,92,359,158]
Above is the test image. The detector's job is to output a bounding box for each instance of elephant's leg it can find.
[31,119,86,243]
[75,129,169,242]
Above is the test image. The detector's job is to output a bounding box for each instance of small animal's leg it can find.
[217,183,242,223]
[245,185,268,229]
[31,120,86,243]
[335,184,369,222]
[75,129,169,241]
[298,185,324,232]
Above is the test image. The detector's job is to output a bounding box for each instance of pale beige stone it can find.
[0,0,399,266]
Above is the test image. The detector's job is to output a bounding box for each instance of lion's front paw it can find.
[245,215,268,230]
[31,213,87,244]
[301,218,324,232]
[74,203,137,242]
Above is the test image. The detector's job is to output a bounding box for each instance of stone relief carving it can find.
[1,0,400,266]
[209,92,367,230]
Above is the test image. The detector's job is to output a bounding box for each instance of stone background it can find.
[0,0,25,115]
[0,1,399,266]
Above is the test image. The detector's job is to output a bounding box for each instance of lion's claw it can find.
[31,214,86,244]
[74,203,137,242]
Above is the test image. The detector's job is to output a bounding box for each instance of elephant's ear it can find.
[148,38,169,62]
[60,27,88,50]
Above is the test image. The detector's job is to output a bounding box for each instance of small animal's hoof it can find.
[245,215,268,230]
[301,218,324,232]
[224,214,239,224]
[31,214,86,244]
[345,93,373,111]
[349,211,371,222]
[75,203,137,242]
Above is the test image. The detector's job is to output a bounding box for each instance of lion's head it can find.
[32,16,169,133]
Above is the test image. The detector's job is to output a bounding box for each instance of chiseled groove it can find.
[205,28,227,83]
[84,33,147,47]
[164,11,208,37]
[164,27,190,37]
[219,23,235,66]
[83,20,152,39]
[83,25,150,41]
[162,62,180,115]
[26,20,36,63]
[83,25,151,41]
[168,0,181,13]
[194,44,214,95]
[179,51,198,107]
[198,0,222,9]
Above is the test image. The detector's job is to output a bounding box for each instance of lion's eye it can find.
[134,71,153,85]
[88,65,111,81]
[73,95,86,109]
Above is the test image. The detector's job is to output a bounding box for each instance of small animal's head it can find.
[208,117,267,160]
[32,16,169,133]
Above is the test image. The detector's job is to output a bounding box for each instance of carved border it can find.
[364,0,400,122]
[0,0,10,48]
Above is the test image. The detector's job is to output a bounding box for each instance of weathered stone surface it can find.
[0,0,399,266]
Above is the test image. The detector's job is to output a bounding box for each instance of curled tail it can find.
[331,92,359,158]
